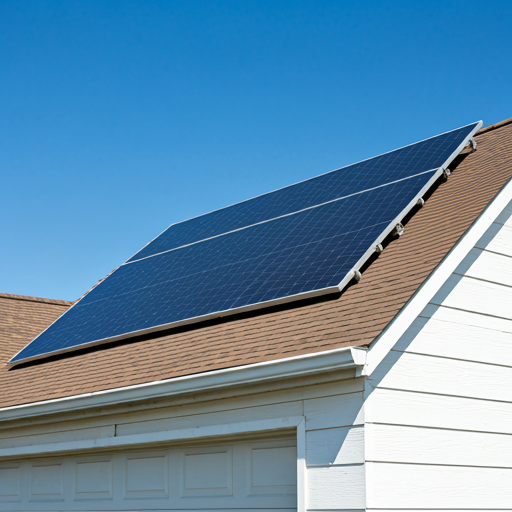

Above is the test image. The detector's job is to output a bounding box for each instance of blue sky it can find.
[1,0,511,301]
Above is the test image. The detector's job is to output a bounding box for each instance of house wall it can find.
[0,371,366,511]
[364,200,512,510]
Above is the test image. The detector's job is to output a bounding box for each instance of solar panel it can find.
[9,121,482,365]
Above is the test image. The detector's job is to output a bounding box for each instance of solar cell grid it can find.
[9,121,482,365]
[129,124,479,262]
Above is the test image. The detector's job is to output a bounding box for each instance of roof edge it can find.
[363,170,512,376]
[0,293,73,306]
[0,346,367,423]
[476,116,512,135]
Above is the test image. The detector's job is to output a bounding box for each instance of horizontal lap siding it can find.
[366,210,512,510]
[366,423,512,467]
[366,388,512,434]
[366,463,512,509]
[307,426,364,466]
[304,389,365,511]
[430,274,512,319]
[308,466,366,510]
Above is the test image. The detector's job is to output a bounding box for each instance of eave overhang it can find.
[0,346,367,423]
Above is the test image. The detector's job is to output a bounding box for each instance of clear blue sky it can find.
[1,0,511,301]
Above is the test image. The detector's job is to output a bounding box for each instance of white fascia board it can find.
[363,176,512,376]
[0,346,366,423]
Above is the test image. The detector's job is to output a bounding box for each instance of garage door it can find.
[0,435,297,510]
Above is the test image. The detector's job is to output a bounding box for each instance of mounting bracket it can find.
[460,138,477,154]
[393,223,404,237]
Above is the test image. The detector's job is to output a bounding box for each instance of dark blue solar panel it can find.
[12,171,436,363]
[10,121,481,365]
[128,123,479,262]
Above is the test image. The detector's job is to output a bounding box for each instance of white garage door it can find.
[0,435,297,510]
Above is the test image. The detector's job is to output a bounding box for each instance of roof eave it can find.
[0,346,367,423]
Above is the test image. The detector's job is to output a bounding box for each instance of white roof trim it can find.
[0,346,366,423]
[363,175,512,376]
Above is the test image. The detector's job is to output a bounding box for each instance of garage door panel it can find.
[72,456,113,502]
[181,445,233,498]
[0,465,21,502]
[30,462,64,502]
[123,451,169,500]
[247,439,297,497]
[0,435,296,510]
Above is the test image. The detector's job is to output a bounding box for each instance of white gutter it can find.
[0,346,367,423]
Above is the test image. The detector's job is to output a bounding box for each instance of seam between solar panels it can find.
[127,122,478,263]
[125,168,438,265]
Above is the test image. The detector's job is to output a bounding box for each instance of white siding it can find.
[366,463,512,509]
[366,423,512,467]
[365,207,512,511]
[307,426,364,465]
[305,393,365,511]
[308,465,366,510]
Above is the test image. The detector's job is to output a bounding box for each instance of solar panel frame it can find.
[8,121,482,366]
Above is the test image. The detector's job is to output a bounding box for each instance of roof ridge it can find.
[0,293,73,306]
[477,116,512,135]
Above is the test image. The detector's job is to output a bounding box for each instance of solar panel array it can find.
[10,121,481,365]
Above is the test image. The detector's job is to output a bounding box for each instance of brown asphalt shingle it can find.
[0,294,71,370]
[0,120,511,408]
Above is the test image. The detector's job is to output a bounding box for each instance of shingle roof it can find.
[0,293,71,370]
[1,119,511,408]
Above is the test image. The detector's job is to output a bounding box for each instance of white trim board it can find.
[0,415,305,459]
[296,417,307,512]
[0,346,367,423]
[363,176,512,376]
